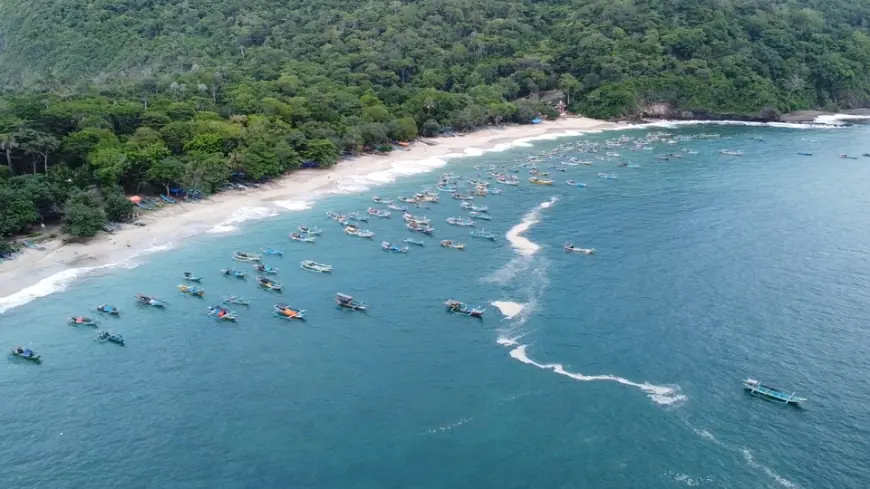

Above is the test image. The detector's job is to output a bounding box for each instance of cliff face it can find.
[633,103,780,123]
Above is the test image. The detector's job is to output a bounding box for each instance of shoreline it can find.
[0,116,620,310]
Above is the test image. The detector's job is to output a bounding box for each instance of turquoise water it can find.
[2,123,870,488]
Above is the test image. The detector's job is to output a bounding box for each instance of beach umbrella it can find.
[129,195,142,204]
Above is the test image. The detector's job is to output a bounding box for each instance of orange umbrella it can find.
[129,195,142,204]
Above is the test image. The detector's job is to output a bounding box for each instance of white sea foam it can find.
[670,473,713,487]
[742,449,800,488]
[491,301,525,319]
[504,197,557,256]
[273,200,312,211]
[424,417,473,435]
[634,119,840,130]
[505,344,687,406]
[208,206,280,234]
[813,113,870,125]
[496,337,520,347]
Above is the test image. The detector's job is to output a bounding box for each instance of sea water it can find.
[2,122,870,488]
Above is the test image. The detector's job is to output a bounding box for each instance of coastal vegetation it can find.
[2,0,870,238]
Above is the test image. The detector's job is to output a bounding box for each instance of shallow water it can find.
[2,123,870,488]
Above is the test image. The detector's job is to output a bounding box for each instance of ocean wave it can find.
[273,200,312,211]
[207,206,280,234]
[505,344,687,406]
[813,113,870,125]
[742,449,800,488]
[505,197,557,256]
[633,120,841,130]
[424,417,473,435]
[669,472,713,487]
[491,301,525,319]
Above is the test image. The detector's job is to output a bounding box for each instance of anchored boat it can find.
[273,303,306,321]
[135,294,166,308]
[232,251,262,262]
[96,304,120,316]
[298,225,322,236]
[743,379,806,406]
[221,268,247,279]
[597,172,617,179]
[11,346,41,362]
[208,305,238,321]
[564,243,595,255]
[407,222,435,234]
[440,240,466,250]
[223,296,251,306]
[69,316,97,327]
[178,284,205,297]
[446,217,475,227]
[347,211,369,222]
[367,207,391,218]
[403,238,425,246]
[261,248,284,257]
[371,196,393,205]
[528,177,554,185]
[470,229,497,241]
[468,211,491,221]
[182,272,202,282]
[290,232,316,243]
[257,276,284,291]
[253,263,279,275]
[445,299,485,318]
[95,330,125,346]
[381,242,409,253]
[336,293,367,311]
[566,180,587,187]
[300,260,333,273]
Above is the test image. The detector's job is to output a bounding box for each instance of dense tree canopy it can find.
[1,0,870,238]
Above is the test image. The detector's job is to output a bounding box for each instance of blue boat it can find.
[160,194,177,204]
[796,152,813,156]
[10,346,41,362]
[183,272,202,282]
[95,330,125,345]
[96,304,120,316]
[135,294,166,308]
[253,263,279,274]
[470,229,497,241]
[403,238,425,246]
[261,247,284,257]
[223,296,251,306]
[742,378,806,406]
[566,180,588,187]
[381,241,409,253]
[336,293,366,311]
[221,268,247,279]
[445,299,485,318]
[598,172,618,179]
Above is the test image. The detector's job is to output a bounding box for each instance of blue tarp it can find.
[531,118,543,124]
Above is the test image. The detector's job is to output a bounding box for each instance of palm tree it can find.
[423,97,436,115]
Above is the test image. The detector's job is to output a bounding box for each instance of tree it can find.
[62,190,107,238]
[87,145,129,187]
[421,119,440,137]
[147,157,185,195]
[0,186,39,235]
[558,74,581,107]
[103,186,135,222]
[301,139,340,166]
[389,117,418,141]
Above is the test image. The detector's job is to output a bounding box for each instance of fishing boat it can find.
[381,242,409,253]
[403,213,430,225]
[257,276,283,291]
[719,149,744,156]
[840,154,859,160]
[221,268,247,279]
[403,238,425,246]
[387,203,407,212]
[398,196,419,204]
[490,188,503,195]
[446,217,475,227]
[407,222,435,235]
[497,175,519,185]
[468,211,491,221]
[742,379,806,406]
[11,346,41,362]
[96,304,120,316]
[565,180,588,187]
[470,229,497,241]
[597,172,617,179]
[261,248,284,257]
[452,193,474,201]
[253,263,279,275]
[796,152,813,156]
[177,284,205,297]
[95,330,125,346]
[468,204,488,212]
[223,296,251,306]
[564,243,595,255]
[300,260,333,273]
[440,240,466,250]
[182,272,202,282]
[347,211,369,222]
[289,232,316,243]
[336,293,367,311]
[298,226,322,236]
[273,303,306,321]
[436,184,457,193]
[529,177,554,185]
[232,251,262,262]
[419,193,439,203]
[445,299,485,318]
[367,207,391,218]
[326,211,346,222]
[208,305,238,321]
[135,294,166,308]
[371,196,393,204]
[68,316,98,327]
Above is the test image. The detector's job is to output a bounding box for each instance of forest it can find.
[2,0,870,244]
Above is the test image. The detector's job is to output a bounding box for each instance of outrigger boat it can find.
[529,177,554,185]
[497,175,520,185]
[719,149,743,156]
[446,217,475,227]
[261,248,284,257]
[177,284,205,297]
[839,154,859,160]
[566,180,588,187]
[257,276,283,292]
[253,263,279,275]
[381,242,409,253]
[289,232,316,243]
[407,222,435,235]
[445,299,485,318]
[367,207,391,218]
[440,240,466,250]
[135,294,166,308]
[336,293,367,311]
[403,213,430,225]
[371,196,393,205]
[564,243,595,255]
[208,305,238,321]
[403,238,425,246]
[232,251,262,262]
[223,296,251,306]
[742,378,806,406]
[452,193,474,201]
[11,346,41,362]
[96,304,120,316]
[470,229,497,241]
[300,260,333,273]
[436,184,457,193]
[95,330,124,346]
[344,225,375,239]
[597,172,617,179]
[221,268,247,279]
[326,211,346,222]
[387,203,407,212]
[69,316,98,327]
[273,303,306,321]
[182,272,202,282]
[298,226,322,236]
[347,211,370,222]
[469,211,491,221]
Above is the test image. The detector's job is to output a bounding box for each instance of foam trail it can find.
[491,301,525,319]
[742,450,800,488]
[506,344,687,406]
[813,114,870,125]
[273,200,312,211]
[632,119,841,130]
[208,206,280,234]
[505,197,557,256]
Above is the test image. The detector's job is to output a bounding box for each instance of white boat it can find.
[469,211,491,221]
[298,226,322,236]
[300,260,333,273]
[289,232,316,243]
[403,238,425,246]
[446,217,475,227]
[232,251,262,262]
[597,173,617,180]
[367,207,391,218]
[564,243,595,255]
[371,196,393,204]
[381,242,409,253]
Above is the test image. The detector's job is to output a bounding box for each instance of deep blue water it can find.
[2,123,870,488]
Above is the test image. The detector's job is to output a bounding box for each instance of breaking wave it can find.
[207,206,280,234]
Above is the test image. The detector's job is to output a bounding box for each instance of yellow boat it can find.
[529,177,554,185]
[177,284,205,297]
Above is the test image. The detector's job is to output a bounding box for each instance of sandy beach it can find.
[0,116,619,306]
